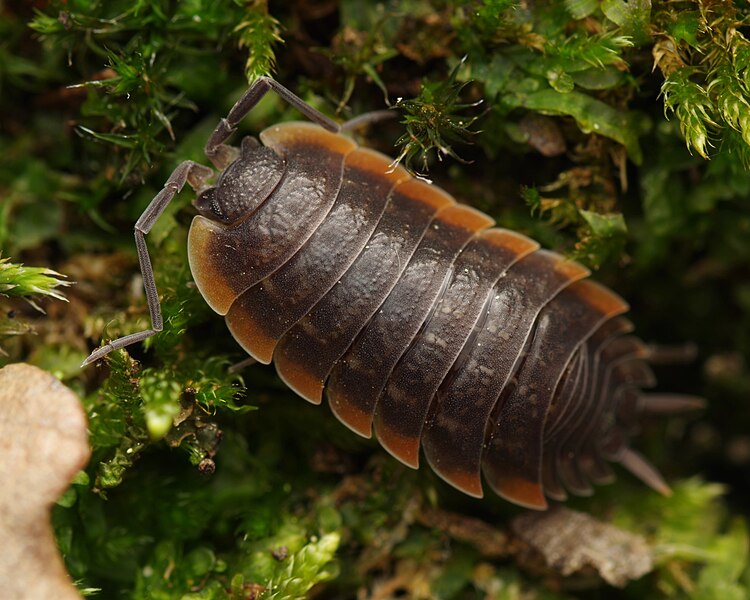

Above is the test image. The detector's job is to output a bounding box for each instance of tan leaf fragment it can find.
[0,363,90,600]
[518,113,567,157]
[510,506,653,587]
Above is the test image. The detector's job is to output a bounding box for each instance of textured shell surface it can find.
[187,121,679,510]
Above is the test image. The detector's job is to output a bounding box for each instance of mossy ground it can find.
[2,1,750,598]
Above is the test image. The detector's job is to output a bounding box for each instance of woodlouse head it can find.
[193,136,285,225]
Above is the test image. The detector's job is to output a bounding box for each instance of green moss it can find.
[0,256,69,304]
[0,257,71,353]
[654,1,750,165]
[608,479,749,599]
[392,60,480,172]
[28,0,282,181]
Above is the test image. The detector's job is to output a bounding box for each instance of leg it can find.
[205,76,341,168]
[228,356,258,373]
[638,393,706,414]
[82,160,213,367]
[644,341,699,364]
[340,109,396,132]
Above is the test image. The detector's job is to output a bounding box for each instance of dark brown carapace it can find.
[84,77,703,510]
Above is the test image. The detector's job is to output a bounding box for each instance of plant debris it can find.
[511,506,653,587]
[0,363,90,600]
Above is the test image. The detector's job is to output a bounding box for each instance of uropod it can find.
[83,77,702,510]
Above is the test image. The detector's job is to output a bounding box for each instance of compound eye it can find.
[193,187,226,222]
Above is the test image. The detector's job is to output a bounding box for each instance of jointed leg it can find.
[205,76,341,168]
[205,76,397,167]
[340,110,396,132]
[82,160,213,367]
[228,357,258,373]
[85,78,394,367]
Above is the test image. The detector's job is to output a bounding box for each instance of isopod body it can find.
[85,77,701,510]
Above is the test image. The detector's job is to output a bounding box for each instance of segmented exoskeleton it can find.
[83,77,702,509]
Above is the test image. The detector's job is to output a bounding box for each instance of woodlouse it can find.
[83,77,703,510]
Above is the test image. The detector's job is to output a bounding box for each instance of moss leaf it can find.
[515,88,644,163]
[601,0,652,45]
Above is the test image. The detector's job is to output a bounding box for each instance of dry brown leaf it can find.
[518,113,567,157]
[511,506,653,587]
[0,363,90,600]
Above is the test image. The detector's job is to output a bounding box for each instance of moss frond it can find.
[234,0,284,81]
[392,59,480,173]
[655,1,750,166]
[0,256,70,307]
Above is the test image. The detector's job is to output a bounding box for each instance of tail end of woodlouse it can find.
[543,487,568,503]
[541,461,568,502]
[618,447,672,497]
[579,453,616,486]
[556,455,595,498]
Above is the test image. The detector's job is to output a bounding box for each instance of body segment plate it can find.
[273,178,454,404]
[372,228,539,469]
[224,147,407,363]
[419,250,588,497]
[188,123,356,315]
[327,204,495,437]
[482,279,628,509]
